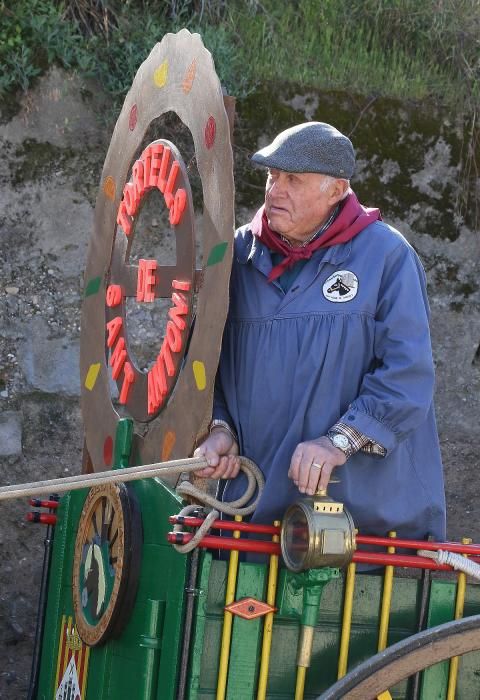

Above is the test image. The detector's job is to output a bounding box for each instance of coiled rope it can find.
[172,455,264,553]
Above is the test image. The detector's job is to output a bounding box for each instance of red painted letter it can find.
[166,320,182,352]
[110,337,127,379]
[168,292,189,331]
[149,144,164,189]
[158,146,171,194]
[169,188,186,225]
[136,259,157,302]
[106,316,123,348]
[106,284,122,307]
[160,340,175,377]
[147,355,167,413]
[116,199,133,236]
[119,361,135,404]
[132,159,145,202]
[164,160,179,209]
[123,182,139,217]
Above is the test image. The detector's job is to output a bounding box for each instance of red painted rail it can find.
[168,532,280,554]
[356,535,480,556]
[168,529,480,571]
[169,515,280,535]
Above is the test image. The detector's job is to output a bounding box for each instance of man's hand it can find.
[288,436,347,495]
[193,428,240,479]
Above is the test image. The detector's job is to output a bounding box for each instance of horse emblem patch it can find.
[323,270,359,302]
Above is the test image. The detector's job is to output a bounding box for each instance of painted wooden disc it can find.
[80,29,235,476]
[72,483,142,646]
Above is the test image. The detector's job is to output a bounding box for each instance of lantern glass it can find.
[282,505,309,571]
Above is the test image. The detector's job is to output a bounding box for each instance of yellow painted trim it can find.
[378,532,396,652]
[337,561,356,679]
[376,533,396,700]
[257,520,281,700]
[216,516,242,700]
[447,537,471,700]
[294,665,307,700]
[81,644,91,698]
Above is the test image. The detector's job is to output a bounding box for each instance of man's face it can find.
[264,169,346,244]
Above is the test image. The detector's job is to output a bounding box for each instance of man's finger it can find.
[207,455,231,480]
[305,461,323,495]
[194,466,215,477]
[318,462,335,491]
[288,445,304,481]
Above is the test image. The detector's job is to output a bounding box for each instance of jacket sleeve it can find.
[212,370,235,426]
[337,242,435,455]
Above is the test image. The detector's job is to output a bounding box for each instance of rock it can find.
[0,411,22,457]
[17,317,80,396]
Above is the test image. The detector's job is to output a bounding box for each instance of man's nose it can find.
[268,177,286,196]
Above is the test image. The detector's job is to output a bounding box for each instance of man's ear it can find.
[329,179,349,205]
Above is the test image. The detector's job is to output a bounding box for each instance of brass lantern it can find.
[281,488,356,572]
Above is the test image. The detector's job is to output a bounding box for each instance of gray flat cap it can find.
[251,121,355,178]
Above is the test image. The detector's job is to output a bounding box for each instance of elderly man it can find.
[194,121,446,541]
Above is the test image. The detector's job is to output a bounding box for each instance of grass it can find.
[0,0,479,113]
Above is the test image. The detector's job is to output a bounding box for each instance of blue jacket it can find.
[214,219,446,540]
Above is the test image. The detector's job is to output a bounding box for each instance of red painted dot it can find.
[205,116,216,149]
[103,436,113,466]
[129,104,138,131]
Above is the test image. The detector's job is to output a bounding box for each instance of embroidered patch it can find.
[323,270,359,302]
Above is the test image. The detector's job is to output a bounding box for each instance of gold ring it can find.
[312,462,324,469]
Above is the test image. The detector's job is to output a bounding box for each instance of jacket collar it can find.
[238,231,353,278]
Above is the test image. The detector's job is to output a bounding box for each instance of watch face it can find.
[332,434,350,450]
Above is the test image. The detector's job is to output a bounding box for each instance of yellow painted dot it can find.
[103,176,116,201]
[192,361,206,391]
[85,363,101,391]
[153,60,169,88]
[162,430,176,461]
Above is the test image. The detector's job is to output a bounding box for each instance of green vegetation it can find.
[1,0,479,112]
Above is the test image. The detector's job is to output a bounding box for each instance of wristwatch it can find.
[327,431,354,459]
[209,419,238,444]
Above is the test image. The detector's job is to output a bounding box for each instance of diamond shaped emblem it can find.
[225,597,276,620]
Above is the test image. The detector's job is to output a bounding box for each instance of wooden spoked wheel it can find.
[317,614,480,699]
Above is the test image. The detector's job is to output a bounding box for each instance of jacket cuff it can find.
[331,422,387,457]
[337,408,396,455]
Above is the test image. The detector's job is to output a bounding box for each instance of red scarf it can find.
[250,191,381,281]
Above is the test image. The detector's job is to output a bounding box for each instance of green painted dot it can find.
[206,242,228,267]
[84,276,102,297]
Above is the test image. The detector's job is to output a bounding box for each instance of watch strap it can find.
[209,419,238,444]
[327,429,355,459]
